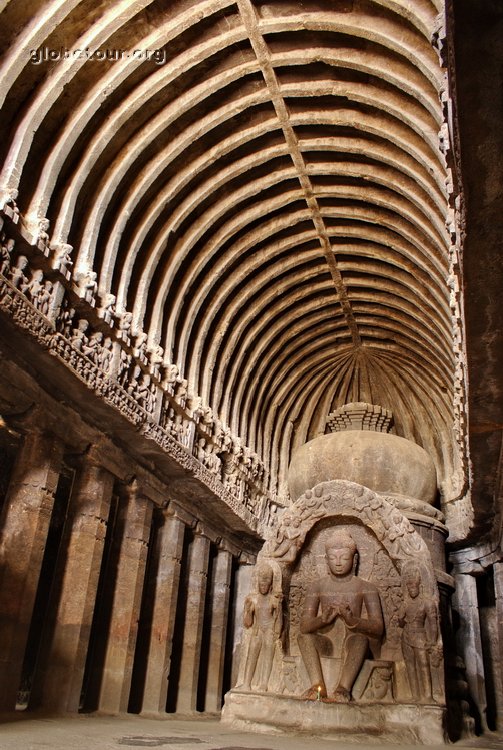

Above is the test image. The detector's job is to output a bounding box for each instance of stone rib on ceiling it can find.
[0,0,460,500]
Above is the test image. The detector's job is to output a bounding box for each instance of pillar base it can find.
[222,689,447,745]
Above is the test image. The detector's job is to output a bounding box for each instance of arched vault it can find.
[0,0,469,523]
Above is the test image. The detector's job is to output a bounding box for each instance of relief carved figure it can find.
[270,513,303,561]
[76,269,98,301]
[0,237,15,276]
[52,243,73,276]
[99,336,113,373]
[37,280,54,316]
[10,255,29,289]
[240,564,283,692]
[137,373,156,414]
[118,311,133,337]
[83,331,104,365]
[174,376,188,407]
[133,331,148,360]
[71,319,90,351]
[297,528,384,702]
[57,302,75,337]
[1,188,20,222]
[98,292,116,325]
[118,346,132,385]
[399,564,441,703]
[162,362,179,393]
[148,343,164,376]
[37,217,50,244]
[22,269,45,303]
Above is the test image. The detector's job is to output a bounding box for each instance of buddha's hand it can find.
[320,605,337,625]
[338,602,358,627]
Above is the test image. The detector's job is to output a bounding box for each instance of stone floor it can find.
[0,714,502,750]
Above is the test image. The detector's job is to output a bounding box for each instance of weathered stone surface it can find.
[451,572,488,731]
[0,430,63,711]
[204,547,233,712]
[0,0,501,740]
[176,530,211,713]
[29,461,114,712]
[288,431,437,505]
[139,511,186,715]
[222,691,447,744]
[225,479,446,739]
[97,487,153,714]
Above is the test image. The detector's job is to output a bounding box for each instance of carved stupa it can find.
[288,402,437,509]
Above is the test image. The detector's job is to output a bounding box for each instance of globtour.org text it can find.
[29,47,167,65]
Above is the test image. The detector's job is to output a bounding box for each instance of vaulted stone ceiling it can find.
[0,1,471,533]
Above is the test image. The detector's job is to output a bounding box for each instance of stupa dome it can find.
[288,403,437,505]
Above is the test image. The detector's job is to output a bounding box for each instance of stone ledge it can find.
[222,690,447,745]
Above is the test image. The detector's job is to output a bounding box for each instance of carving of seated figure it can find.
[298,529,384,702]
[240,564,283,692]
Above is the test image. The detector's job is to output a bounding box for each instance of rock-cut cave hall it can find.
[0,0,502,745]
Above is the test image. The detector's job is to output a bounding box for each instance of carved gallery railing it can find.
[0,210,279,534]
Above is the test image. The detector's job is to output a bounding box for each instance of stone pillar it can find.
[176,526,210,713]
[0,430,63,711]
[97,484,153,714]
[452,571,488,730]
[30,459,114,712]
[204,545,233,712]
[140,508,186,715]
[493,561,503,729]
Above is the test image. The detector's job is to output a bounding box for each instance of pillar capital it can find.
[218,537,240,557]
[165,500,195,527]
[194,520,220,544]
[6,405,58,436]
[450,560,484,577]
[85,440,132,479]
[239,551,257,566]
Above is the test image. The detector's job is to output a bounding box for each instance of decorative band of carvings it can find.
[262,480,436,586]
[0,260,268,534]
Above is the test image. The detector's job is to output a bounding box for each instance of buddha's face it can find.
[326,545,355,576]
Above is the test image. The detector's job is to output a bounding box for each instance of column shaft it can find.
[0,430,63,710]
[30,461,114,712]
[97,489,153,713]
[453,571,487,729]
[176,531,210,713]
[493,562,503,729]
[204,548,233,712]
[140,512,185,714]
